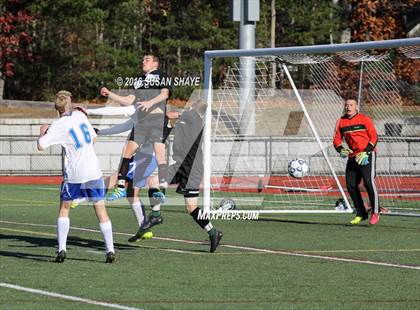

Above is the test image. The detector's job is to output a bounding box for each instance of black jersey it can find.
[133,69,172,122]
[172,109,204,167]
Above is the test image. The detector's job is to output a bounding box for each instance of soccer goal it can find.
[202,38,420,217]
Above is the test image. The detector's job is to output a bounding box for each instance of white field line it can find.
[1,220,420,271]
[0,283,142,310]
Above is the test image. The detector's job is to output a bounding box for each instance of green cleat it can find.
[128,228,153,242]
[350,215,368,225]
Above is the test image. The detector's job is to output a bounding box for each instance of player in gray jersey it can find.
[100,54,172,205]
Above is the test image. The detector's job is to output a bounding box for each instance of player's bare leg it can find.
[93,200,115,262]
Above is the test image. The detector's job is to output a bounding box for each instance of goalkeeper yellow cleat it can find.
[350,215,367,225]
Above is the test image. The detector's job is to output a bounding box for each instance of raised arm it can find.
[87,105,136,116]
[97,119,135,136]
[100,87,135,106]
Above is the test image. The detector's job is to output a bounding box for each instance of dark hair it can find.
[144,54,160,65]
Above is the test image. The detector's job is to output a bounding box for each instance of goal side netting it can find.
[202,38,420,217]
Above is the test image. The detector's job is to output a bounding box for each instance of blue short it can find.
[125,152,158,188]
[134,155,158,188]
[60,178,105,202]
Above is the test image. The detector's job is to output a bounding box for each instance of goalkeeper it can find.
[333,96,380,225]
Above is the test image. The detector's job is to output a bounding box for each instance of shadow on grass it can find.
[0,233,211,262]
[0,233,142,262]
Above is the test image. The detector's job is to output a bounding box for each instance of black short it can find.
[134,114,165,145]
[169,163,202,198]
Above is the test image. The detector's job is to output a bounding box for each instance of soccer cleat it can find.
[55,250,66,263]
[369,213,380,225]
[105,251,116,263]
[106,187,127,201]
[127,228,153,242]
[209,231,223,253]
[350,215,368,225]
[152,190,166,204]
[70,201,78,209]
[141,215,163,230]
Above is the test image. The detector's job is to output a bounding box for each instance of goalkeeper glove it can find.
[356,152,369,166]
[339,146,353,158]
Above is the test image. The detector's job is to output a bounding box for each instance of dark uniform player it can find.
[100,54,172,200]
[333,97,380,225]
[167,100,223,252]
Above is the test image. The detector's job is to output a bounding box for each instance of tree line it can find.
[1,0,418,102]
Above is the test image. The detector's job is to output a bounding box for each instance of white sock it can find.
[57,217,70,252]
[99,221,114,253]
[152,204,160,212]
[132,201,146,227]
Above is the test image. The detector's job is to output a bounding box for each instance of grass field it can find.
[1,184,420,309]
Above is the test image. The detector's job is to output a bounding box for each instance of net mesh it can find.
[208,44,420,216]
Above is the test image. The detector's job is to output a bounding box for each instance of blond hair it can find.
[55,90,72,115]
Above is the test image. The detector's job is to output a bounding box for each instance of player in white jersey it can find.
[37,90,115,263]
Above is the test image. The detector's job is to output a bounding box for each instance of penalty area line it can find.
[0,282,142,310]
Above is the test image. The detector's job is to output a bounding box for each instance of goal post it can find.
[202,38,420,216]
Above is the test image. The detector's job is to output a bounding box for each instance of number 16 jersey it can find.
[38,110,102,183]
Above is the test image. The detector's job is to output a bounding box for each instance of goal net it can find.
[202,38,420,217]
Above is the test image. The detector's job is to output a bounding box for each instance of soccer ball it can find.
[219,198,236,211]
[288,159,309,178]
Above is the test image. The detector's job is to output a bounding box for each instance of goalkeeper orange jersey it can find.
[333,113,377,157]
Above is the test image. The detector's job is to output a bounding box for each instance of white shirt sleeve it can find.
[38,122,64,149]
[86,105,136,116]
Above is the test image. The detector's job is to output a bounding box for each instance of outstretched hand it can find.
[137,101,153,112]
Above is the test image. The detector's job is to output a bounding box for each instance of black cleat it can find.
[55,250,66,263]
[209,231,223,253]
[141,215,163,230]
[105,251,116,263]
[127,228,153,242]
